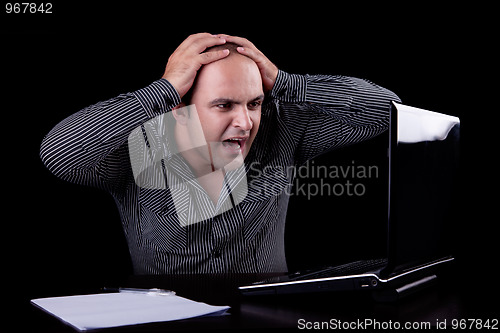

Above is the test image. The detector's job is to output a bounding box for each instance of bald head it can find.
[182,42,259,105]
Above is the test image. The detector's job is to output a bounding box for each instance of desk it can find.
[22,271,498,332]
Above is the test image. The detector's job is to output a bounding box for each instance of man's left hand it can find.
[218,34,278,93]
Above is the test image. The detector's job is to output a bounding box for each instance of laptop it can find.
[239,102,461,301]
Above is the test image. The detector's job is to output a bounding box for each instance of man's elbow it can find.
[39,133,72,181]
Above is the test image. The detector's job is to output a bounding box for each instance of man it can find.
[40,33,400,274]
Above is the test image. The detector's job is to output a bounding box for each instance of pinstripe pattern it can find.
[40,70,400,274]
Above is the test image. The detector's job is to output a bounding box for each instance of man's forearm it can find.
[269,70,401,164]
[271,70,400,132]
[40,79,180,186]
[271,70,400,110]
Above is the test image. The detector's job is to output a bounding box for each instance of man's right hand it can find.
[162,33,229,98]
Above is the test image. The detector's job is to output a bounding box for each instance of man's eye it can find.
[216,103,231,109]
[248,101,262,109]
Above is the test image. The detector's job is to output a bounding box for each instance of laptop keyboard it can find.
[290,258,388,281]
[250,258,388,286]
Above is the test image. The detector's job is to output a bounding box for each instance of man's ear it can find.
[172,102,189,125]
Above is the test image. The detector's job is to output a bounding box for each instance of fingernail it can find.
[237,47,245,52]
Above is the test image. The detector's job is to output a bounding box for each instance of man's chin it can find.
[210,142,246,172]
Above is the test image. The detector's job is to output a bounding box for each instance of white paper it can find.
[393,102,460,143]
[31,293,230,331]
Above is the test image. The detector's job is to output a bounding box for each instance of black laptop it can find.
[239,102,461,301]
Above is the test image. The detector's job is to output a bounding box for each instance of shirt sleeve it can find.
[269,70,401,164]
[39,79,181,191]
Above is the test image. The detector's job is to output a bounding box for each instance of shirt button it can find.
[211,249,222,258]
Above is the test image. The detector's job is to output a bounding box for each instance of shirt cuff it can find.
[133,79,181,119]
[269,70,307,102]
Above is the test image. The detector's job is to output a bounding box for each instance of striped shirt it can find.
[40,70,400,274]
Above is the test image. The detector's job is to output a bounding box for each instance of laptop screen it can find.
[385,103,460,274]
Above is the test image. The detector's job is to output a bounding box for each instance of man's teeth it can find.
[222,138,242,148]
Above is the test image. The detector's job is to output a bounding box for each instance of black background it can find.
[1,1,496,324]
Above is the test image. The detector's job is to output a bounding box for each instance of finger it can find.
[223,35,255,48]
[235,45,265,65]
[175,33,213,51]
[188,34,227,53]
[223,35,265,63]
[185,32,220,44]
[186,32,214,41]
[198,49,230,65]
[176,33,225,55]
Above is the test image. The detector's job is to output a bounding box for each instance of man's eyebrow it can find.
[209,95,265,105]
[251,94,265,102]
[209,98,236,105]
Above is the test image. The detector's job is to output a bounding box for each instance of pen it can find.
[103,287,176,296]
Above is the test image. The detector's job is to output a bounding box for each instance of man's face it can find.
[188,55,264,169]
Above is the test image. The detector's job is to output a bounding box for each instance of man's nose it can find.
[232,106,253,131]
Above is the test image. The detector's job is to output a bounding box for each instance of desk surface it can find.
[18,270,499,332]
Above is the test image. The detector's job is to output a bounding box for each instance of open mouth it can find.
[221,137,247,153]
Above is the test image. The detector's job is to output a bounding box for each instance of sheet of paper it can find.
[393,102,460,143]
[31,292,230,331]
